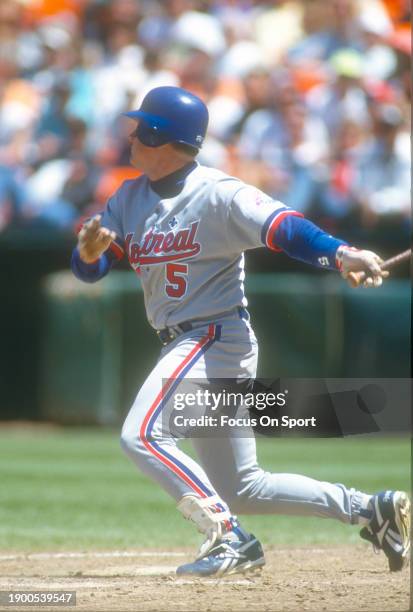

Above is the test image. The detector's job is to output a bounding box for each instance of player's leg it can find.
[192,421,366,524]
[120,324,222,501]
[189,316,361,524]
[194,435,381,533]
[120,322,264,576]
[192,414,410,571]
[189,316,410,571]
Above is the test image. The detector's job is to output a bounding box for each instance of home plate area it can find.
[0,547,409,611]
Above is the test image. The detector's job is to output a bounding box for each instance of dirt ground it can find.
[0,546,410,612]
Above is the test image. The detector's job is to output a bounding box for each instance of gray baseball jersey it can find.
[101,164,300,329]
[100,162,370,547]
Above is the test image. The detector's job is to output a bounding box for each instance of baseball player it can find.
[71,87,410,577]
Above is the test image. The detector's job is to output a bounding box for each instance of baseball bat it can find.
[347,249,411,288]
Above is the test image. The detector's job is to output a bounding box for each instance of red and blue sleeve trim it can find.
[71,247,113,283]
[109,240,124,261]
[262,207,304,252]
[264,213,348,270]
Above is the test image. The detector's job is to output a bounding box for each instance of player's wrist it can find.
[76,246,100,265]
[335,245,358,272]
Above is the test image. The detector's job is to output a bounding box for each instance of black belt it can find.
[157,307,249,346]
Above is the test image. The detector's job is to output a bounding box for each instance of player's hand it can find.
[337,246,389,288]
[77,214,117,263]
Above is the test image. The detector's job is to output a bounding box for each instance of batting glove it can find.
[336,246,389,288]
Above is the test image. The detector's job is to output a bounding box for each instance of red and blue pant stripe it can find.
[140,324,222,499]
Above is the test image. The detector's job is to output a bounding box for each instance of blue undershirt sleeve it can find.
[271,215,347,270]
[71,247,114,283]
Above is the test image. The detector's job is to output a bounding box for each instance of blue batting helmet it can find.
[124,86,209,152]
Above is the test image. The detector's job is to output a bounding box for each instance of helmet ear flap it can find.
[137,121,169,147]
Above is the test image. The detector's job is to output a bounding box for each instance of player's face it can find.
[127,122,187,180]
[128,124,147,169]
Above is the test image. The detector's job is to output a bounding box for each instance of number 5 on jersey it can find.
[165,263,188,298]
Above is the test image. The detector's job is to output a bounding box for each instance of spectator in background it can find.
[236,74,328,214]
[251,0,304,63]
[350,104,410,246]
[316,119,366,233]
[357,5,397,81]
[0,0,45,76]
[0,45,41,169]
[386,29,411,105]
[259,100,328,214]
[237,73,301,161]
[138,0,200,51]
[307,48,370,139]
[21,118,97,229]
[0,0,410,244]
[288,0,361,62]
[33,76,73,166]
[230,67,272,138]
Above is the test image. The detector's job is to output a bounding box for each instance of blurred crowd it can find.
[0,0,410,247]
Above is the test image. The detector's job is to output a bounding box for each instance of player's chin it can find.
[129,153,141,170]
